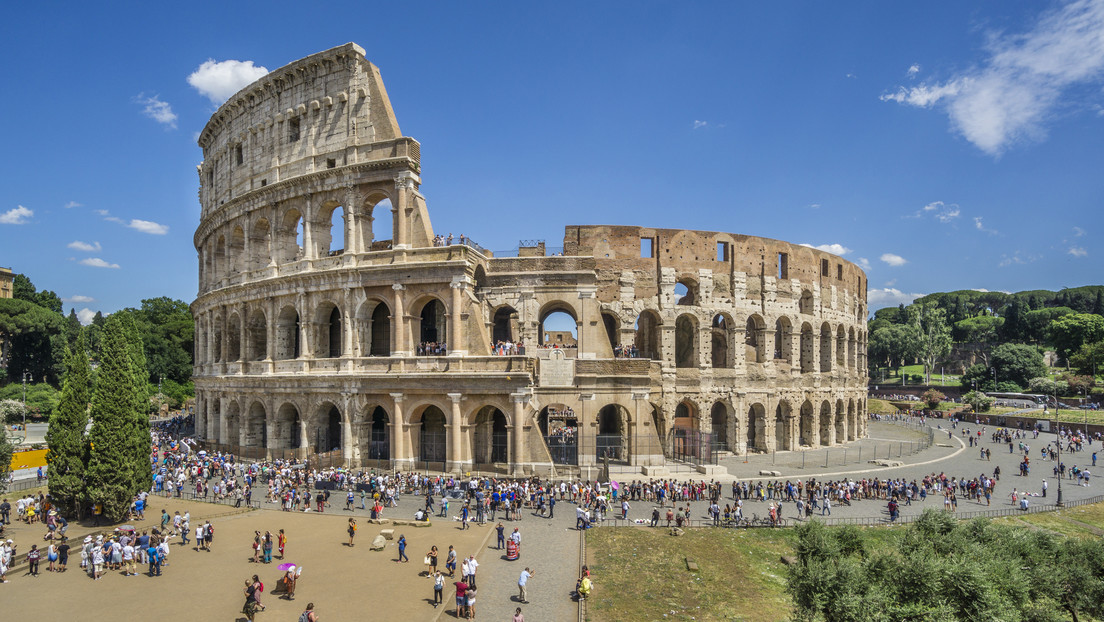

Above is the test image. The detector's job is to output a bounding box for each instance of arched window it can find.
[674,278,697,306]
[419,406,447,464]
[775,402,792,450]
[596,404,629,463]
[800,323,814,373]
[711,402,728,452]
[229,226,245,274]
[246,310,267,361]
[711,314,730,368]
[367,406,390,460]
[368,198,393,250]
[675,314,697,368]
[799,400,815,446]
[539,305,577,347]
[819,323,833,372]
[745,315,765,364]
[277,209,304,263]
[492,306,518,344]
[819,401,832,446]
[602,312,620,351]
[634,311,662,360]
[370,303,391,356]
[327,306,342,357]
[249,218,271,270]
[276,403,301,450]
[799,290,814,314]
[226,313,241,361]
[417,299,447,353]
[774,317,792,364]
[473,406,509,464]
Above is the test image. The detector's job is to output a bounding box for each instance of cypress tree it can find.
[85,316,141,522]
[120,314,152,493]
[46,336,92,516]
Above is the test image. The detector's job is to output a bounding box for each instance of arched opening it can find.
[275,403,301,450]
[369,198,393,250]
[539,305,577,347]
[419,406,447,464]
[774,317,793,364]
[602,312,620,351]
[835,400,846,444]
[493,306,517,344]
[634,310,662,360]
[674,278,697,306]
[745,314,765,364]
[836,325,846,367]
[711,314,731,368]
[848,327,857,369]
[775,401,792,451]
[746,403,766,452]
[326,204,345,255]
[246,310,267,361]
[369,302,391,356]
[416,299,447,354]
[275,306,300,360]
[799,400,815,446]
[367,406,390,460]
[800,323,814,373]
[226,313,241,362]
[212,322,223,363]
[675,314,697,368]
[277,209,304,263]
[819,401,832,446]
[225,401,241,446]
[249,217,271,270]
[820,323,833,373]
[539,404,577,465]
[799,290,814,314]
[711,402,728,452]
[596,404,629,463]
[473,406,509,464]
[316,405,342,453]
[848,399,857,441]
[672,401,699,459]
[229,226,245,274]
[245,401,267,448]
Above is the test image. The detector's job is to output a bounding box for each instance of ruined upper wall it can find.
[563,225,867,306]
[196,43,414,216]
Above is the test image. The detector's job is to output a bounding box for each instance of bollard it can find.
[802,451,806,469]
[825,451,829,467]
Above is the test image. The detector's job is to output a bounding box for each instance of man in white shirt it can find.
[467,555,479,589]
[122,543,136,576]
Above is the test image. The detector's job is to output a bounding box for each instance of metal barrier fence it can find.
[731,418,937,470]
[148,487,262,510]
[4,477,48,493]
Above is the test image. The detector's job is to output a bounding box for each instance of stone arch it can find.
[539,403,578,466]
[775,400,793,451]
[799,399,815,446]
[635,310,662,360]
[249,217,271,270]
[602,311,621,350]
[799,289,814,314]
[672,400,701,458]
[710,401,730,452]
[315,200,346,256]
[355,194,393,251]
[819,322,833,373]
[800,322,814,373]
[412,404,447,465]
[746,403,767,452]
[246,309,267,361]
[774,316,793,364]
[674,276,698,306]
[313,402,342,453]
[411,296,448,351]
[596,403,631,463]
[492,305,519,344]
[276,207,304,264]
[229,225,245,274]
[836,325,846,367]
[244,400,267,448]
[745,314,766,364]
[819,401,832,446]
[224,400,241,446]
[472,405,509,464]
[538,301,578,347]
[835,399,846,445]
[674,313,698,368]
[848,327,857,369]
[361,405,390,461]
[711,313,734,368]
[275,305,300,360]
[274,402,302,450]
[314,300,343,358]
[226,312,241,362]
[369,301,391,356]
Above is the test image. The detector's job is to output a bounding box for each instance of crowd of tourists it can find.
[416,341,448,356]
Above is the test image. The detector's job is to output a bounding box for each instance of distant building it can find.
[0,267,13,299]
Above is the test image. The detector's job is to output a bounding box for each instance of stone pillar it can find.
[195,393,206,440]
[392,284,406,356]
[302,194,315,260]
[220,307,230,366]
[266,299,276,361]
[449,278,466,356]
[342,393,354,463]
[344,186,359,254]
[511,392,528,476]
[268,202,278,267]
[448,393,464,473]
[393,175,412,249]
[238,302,248,364]
[390,393,409,470]
[632,391,663,466]
[298,415,310,459]
[297,293,309,358]
[342,290,354,357]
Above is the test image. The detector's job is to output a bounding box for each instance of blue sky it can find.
[2,1,1102,323]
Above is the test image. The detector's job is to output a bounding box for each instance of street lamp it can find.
[21,371,31,432]
[1055,390,1064,507]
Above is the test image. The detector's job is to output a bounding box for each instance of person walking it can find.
[518,567,533,603]
[446,545,457,577]
[299,603,319,621]
[278,529,287,559]
[397,534,409,562]
[242,578,259,621]
[347,519,357,547]
[432,569,445,608]
[496,523,505,549]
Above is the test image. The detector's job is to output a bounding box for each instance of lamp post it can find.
[1055,390,1063,507]
[21,371,31,432]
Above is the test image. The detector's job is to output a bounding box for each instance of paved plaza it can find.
[2,419,1100,621]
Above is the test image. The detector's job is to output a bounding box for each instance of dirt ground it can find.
[2,496,491,621]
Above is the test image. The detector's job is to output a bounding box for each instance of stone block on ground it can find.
[380,528,395,540]
[760,470,781,477]
[370,535,387,551]
[685,558,699,571]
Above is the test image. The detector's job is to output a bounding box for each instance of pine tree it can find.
[46,336,93,516]
[65,308,82,348]
[120,314,152,494]
[85,315,141,522]
[1094,291,1104,317]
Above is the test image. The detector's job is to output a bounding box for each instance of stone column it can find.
[238,303,248,364]
[342,290,354,357]
[298,414,310,459]
[390,393,408,469]
[297,293,309,358]
[220,307,230,366]
[268,202,278,267]
[266,299,276,361]
[511,392,529,476]
[632,391,663,466]
[392,284,406,356]
[218,397,229,445]
[195,393,206,440]
[302,194,315,260]
[448,393,464,473]
[344,186,360,254]
[342,393,354,463]
[449,278,466,356]
[393,175,412,249]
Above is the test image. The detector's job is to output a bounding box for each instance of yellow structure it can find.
[0,267,13,299]
[10,448,48,471]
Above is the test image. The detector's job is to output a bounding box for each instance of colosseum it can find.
[191,43,869,477]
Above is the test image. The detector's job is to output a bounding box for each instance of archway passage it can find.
[247,310,267,361]
[775,402,792,451]
[492,306,518,344]
[711,315,730,368]
[634,311,662,360]
[317,405,342,453]
[671,401,701,460]
[774,317,792,364]
[276,307,300,360]
[539,307,577,347]
[745,315,765,364]
[746,404,766,452]
[419,406,447,464]
[539,404,577,465]
[473,406,509,464]
[368,406,390,460]
[418,299,447,354]
[275,404,301,450]
[245,402,266,448]
[711,402,728,452]
[800,323,814,373]
[319,305,342,358]
[596,404,629,463]
[370,303,391,356]
[675,315,697,368]
[227,314,242,362]
[602,312,620,352]
[800,401,815,446]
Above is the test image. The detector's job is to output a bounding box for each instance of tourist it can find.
[432,569,445,607]
[242,578,260,621]
[466,583,477,620]
[467,555,479,589]
[26,544,41,576]
[347,518,357,547]
[299,603,318,622]
[263,531,274,562]
[518,567,533,603]
[513,607,524,622]
[278,529,286,559]
[426,545,438,576]
[56,537,69,572]
[446,545,457,577]
[496,523,505,549]
[252,531,262,563]
[397,534,409,562]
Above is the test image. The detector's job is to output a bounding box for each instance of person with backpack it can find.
[298,603,319,622]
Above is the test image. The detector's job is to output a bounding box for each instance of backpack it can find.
[298,611,312,622]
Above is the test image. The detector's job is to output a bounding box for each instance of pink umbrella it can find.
[610,481,619,491]
[277,562,297,571]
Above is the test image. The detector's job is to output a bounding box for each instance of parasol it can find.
[278,562,297,571]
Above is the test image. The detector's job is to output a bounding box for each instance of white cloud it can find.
[800,243,852,255]
[974,216,999,234]
[809,203,822,209]
[885,279,897,287]
[187,59,270,105]
[64,201,82,209]
[857,257,872,270]
[0,205,33,224]
[846,73,858,79]
[66,295,96,303]
[95,209,109,216]
[76,308,97,325]
[127,219,169,235]
[867,288,925,308]
[135,94,178,128]
[917,200,960,222]
[1073,226,1086,236]
[907,63,921,77]
[692,120,708,129]
[998,251,1041,267]
[79,257,120,269]
[67,240,101,252]
[1069,246,1088,257]
[880,253,908,266]
[880,0,1104,155]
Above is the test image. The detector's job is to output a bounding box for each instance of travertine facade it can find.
[192,43,868,476]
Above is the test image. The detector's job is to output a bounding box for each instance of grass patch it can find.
[867,398,897,413]
[586,527,795,622]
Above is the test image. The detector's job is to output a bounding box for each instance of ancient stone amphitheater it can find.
[192,43,868,477]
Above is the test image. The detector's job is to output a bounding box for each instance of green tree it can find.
[0,298,65,384]
[35,290,63,314]
[869,323,919,380]
[962,390,995,412]
[954,315,1004,366]
[0,426,13,493]
[46,337,92,516]
[85,315,144,522]
[908,302,952,384]
[118,313,152,494]
[921,389,946,410]
[64,308,82,348]
[1048,313,1104,368]
[991,343,1048,389]
[12,273,36,302]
